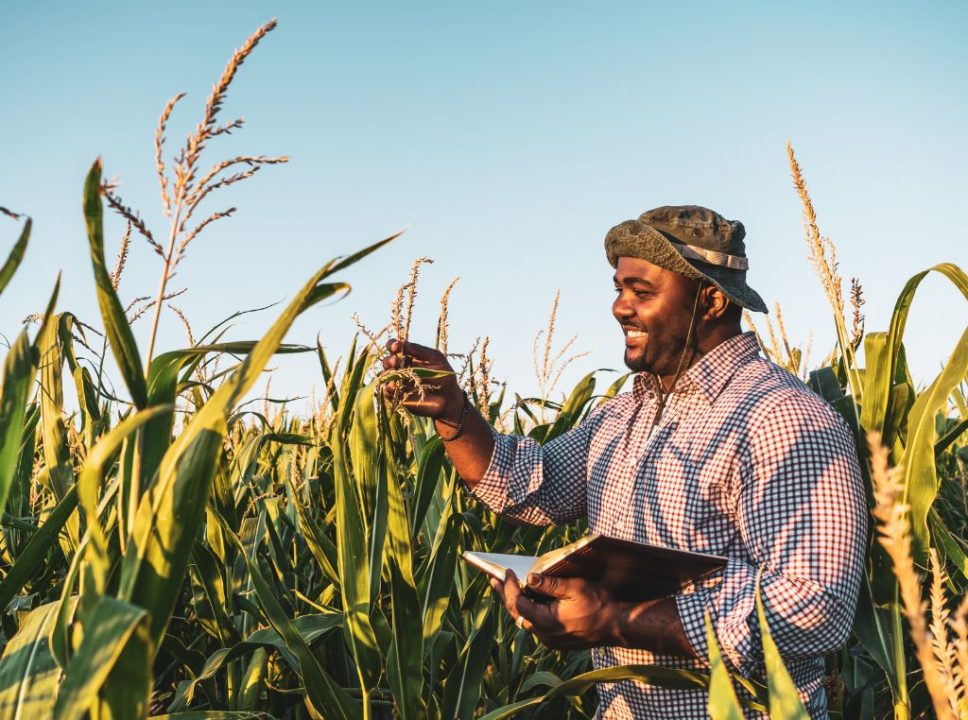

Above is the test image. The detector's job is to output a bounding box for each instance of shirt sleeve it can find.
[675,392,867,676]
[469,409,604,526]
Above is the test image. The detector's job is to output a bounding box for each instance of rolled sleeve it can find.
[467,414,601,526]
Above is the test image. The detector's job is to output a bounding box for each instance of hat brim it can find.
[605,219,768,313]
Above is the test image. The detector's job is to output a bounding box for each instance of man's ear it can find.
[702,284,731,319]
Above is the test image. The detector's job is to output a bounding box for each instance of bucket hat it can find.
[604,205,767,313]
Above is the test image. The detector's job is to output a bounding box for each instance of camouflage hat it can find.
[604,205,767,313]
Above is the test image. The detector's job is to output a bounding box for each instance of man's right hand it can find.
[381,339,464,422]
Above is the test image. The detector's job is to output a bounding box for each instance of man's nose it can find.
[612,293,632,320]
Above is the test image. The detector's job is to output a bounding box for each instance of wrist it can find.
[434,387,467,426]
[606,600,633,647]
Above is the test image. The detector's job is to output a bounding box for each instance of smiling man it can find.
[382,205,867,719]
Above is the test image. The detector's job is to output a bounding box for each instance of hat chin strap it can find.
[651,284,703,426]
[673,241,749,270]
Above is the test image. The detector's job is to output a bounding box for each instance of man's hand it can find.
[490,571,698,657]
[381,339,463,421]
[490,571,625,650]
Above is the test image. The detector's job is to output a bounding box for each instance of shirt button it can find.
[627,457,636,467]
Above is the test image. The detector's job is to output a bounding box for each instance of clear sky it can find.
[2,1,966,409]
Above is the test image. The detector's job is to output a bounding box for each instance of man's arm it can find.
[673,393,868,675]
[381,339,494,487]
[383,338,594,525]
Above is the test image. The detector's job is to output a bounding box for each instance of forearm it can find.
[611,595,698,659]
[433,400,495,488]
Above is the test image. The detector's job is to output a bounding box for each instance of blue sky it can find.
[2,1,966,408]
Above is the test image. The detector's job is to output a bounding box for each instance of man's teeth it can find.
[626,330,646,338]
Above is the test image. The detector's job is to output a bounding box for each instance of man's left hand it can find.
[490,571,628,650]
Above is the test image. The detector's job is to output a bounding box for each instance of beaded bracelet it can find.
[436,392,470,442]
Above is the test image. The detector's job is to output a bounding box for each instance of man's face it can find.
[612,256,700,377]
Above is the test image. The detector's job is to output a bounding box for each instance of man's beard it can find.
[624,347,651,373]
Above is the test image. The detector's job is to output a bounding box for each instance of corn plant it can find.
[0,20,966,720]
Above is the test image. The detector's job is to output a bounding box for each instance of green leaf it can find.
[422,513,459,644]
[83,159,149,408]
[151,712,276,719]
[850,575,897,697]
[37,313,78,550]
[240,538,359,720]
[705,611,744,720]
[477,663,711,720]
[867,263,968,442]
[189,544,241,647]
[0,601,62,716]
[903,324,968,561]
[412,436,445,536]
[333,384,382,702]
[380,403,425,719]
[53,596,152,720]
[930,509,968,582]
[118,241,381,649]
[442,604,498,720]
[0,216,29,297]
[0,330,36,520]
[169,613,341,710]
[756,584,810,719]
[545,371,596,441]
[77,405,170,601]
[0,485,78,610]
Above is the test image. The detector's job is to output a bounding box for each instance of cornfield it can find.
[0,20,966,720]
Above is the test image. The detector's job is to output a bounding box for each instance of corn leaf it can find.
[53,596,152,720]
[422,513,460,643]
[152,712,275,719]
[333,389,382,700]
[169,612,341,710]
[0,330,36,520]
[0,601,62,717]
[0,216,29,297]
[240,541,359,720]
[442,604,498,720]
[477,663,711,720]
[76,406,170,606]
[117,244,374,648]
[756,584,810,719]
[904,323,968,561]
[705,611,744,720]
[380,401,426,718]
[412,436,445,536]
[83,159,148,408]
[0,485,78,610]
[867,263,968,443]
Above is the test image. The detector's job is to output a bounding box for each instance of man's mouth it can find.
[623,327,646,346]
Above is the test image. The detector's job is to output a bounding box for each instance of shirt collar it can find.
[631,332,762,404]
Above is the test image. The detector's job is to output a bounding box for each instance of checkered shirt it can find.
[471,332,867,719]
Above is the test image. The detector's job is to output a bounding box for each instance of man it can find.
[382,205,867,718]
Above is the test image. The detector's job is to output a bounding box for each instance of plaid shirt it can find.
[472,332,867,719]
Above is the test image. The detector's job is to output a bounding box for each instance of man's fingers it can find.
[514,593,559,632]
[526,573,574,600]
[387,338,443,365]
[503,572,528,620]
